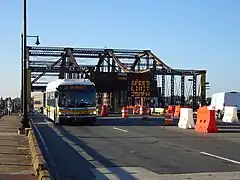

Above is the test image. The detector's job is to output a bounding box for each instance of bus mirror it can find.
[55,92,59,98]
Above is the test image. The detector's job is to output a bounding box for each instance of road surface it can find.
[31,114,240,180]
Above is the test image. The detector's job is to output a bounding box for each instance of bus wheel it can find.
[54,118,61,125]
[217,113,223,120]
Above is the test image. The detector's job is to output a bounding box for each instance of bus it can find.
[43,79,97,125]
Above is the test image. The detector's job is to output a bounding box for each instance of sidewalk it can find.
[0,115,37,180]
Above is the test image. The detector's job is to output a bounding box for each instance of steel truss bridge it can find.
[27,46,207,110]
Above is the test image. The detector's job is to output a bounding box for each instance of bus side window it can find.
[50,92,55,107]
[47,93,50,106]
[43,93,46,107]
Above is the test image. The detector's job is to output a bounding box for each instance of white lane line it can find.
[113,127,128,133]
[201,151,240,165]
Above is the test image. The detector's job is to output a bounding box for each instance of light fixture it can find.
[35,36,40,45]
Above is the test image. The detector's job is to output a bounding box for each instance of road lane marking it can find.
[34,121,52,125]
[91,167,160,180]
[200,151,240,165]
[113,127,128,133]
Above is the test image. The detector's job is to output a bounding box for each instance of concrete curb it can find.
[25,128,52,180]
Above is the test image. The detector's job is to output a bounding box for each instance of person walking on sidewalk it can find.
[7,98,12,116]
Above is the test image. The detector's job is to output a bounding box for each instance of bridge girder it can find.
[28,45,207,108]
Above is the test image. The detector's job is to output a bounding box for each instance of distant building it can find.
[31,92,44,110]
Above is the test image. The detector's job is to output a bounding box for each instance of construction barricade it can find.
[127,107,133,114]
[167,105,175,116]
[121,107,128,118]
[133,106,140,114]
[195,107,218,133]
[139,106,151,120]
[174,105,181,117]
[140,106,145,115]
[164,114,173,125]
[222,106,239,123]
[100,104,108,117]
[133,107,138,114]
[150,108,165,115]
[178,108,195,129]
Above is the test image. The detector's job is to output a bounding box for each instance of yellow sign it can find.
[130,80,151,97]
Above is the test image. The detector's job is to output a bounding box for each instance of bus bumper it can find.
[59,115,97,124]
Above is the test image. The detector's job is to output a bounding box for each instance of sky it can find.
[0,0,239,98]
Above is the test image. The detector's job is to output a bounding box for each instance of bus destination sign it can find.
[70,85,88,90]
[58,85,94,90]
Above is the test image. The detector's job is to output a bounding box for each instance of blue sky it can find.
[0,0,239,98]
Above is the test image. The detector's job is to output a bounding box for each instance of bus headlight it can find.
[90,111,96,115]
[58,112,66,116]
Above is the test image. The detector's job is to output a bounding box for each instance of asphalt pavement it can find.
[31,114,240,180]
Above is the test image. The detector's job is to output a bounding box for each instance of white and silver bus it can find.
[44,79,97,125]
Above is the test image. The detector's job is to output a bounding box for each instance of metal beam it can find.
[31,73,59,77]
[148,51,172,70]
[28,46,148,54]
[107,50,131,73]
[155,69,204,76]
[31,57,62,84]
[29,51,155,59]
[30,66,95,73]
[131,52,148,70]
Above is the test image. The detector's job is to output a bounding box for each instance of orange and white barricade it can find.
[121,107,128,118]
[164,114,173,125]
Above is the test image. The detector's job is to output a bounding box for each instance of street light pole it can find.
[22,0,29,129]
[21,33,23,112]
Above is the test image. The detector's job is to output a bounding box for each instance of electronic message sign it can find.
[130,80,151,97]
[90,71,157,96]
[128,72,157,97]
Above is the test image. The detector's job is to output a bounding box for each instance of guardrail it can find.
[26,115,56,180]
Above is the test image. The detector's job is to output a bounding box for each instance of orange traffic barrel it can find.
[164,114,173,125]
[101,104,108,117]
[121,107,128,118]
[133,107,138,114]
[140,106,147,115]
[174,105,181,117]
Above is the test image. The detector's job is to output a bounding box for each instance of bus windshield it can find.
[58,90,96,108]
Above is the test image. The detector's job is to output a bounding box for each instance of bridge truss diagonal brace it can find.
[106,50,129,73]
[31,56,63,85]
[96,55,104,71]
[96,53,116,72]
[131,51,149,71]
[66,48,79,67]
[147,51,172,70]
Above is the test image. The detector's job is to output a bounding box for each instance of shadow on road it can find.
[64,117,180,127]
[32,115,140,180]
[217,129,240,133]
[55,125,139,180]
